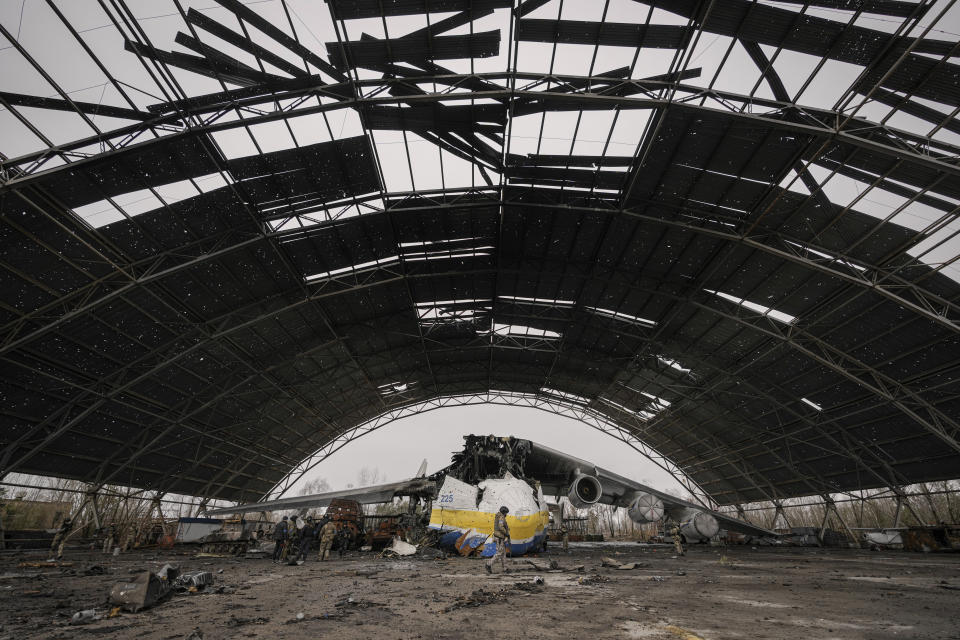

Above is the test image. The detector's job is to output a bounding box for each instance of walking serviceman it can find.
[49,516,75,561]
[295,516,315,563]
[101,524,116,554]
[485,506,511,574]
[283,515,300,561]
[669,523,685,556]
[560,521,569,552]
[272,516,289,562]
[317,515,337,561]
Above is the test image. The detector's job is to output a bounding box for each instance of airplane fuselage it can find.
[428,474,550,557]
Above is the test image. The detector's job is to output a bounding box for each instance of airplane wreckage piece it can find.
[204,435,777,556]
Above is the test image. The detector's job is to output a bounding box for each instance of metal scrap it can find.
[443,587,508,612]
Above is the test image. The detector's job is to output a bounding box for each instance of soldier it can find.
[485,506,511,574]
[102,524,116,554]
[295,517,314,563]
[317,516,337,561]
[272,516,289,562]
[560,521,569,553]
[669,524,685,557]
[283,515,299,561]
[49,517,74,561]
[335,526,351,559]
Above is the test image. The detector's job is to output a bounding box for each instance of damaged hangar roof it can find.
[1,0,959,505]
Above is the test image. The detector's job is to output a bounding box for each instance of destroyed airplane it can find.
[204,435,777,556]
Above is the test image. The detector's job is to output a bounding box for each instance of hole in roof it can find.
[72,173,230,228]
[540,387,591,406]
[378,381,417,396]
[586,306,657,328]
[499,295,576,308]
[657,356,692,375]
[304,255,400,283]
[483,323,561,340]
[599,397,655,421]
[705,289,797,325]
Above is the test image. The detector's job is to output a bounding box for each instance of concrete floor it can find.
[1,541,958,639]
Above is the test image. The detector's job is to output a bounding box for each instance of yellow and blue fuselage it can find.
[428,506,550,556]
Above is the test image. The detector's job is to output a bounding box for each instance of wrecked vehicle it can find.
[205,435,778,558]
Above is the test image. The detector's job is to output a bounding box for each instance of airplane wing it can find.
[202,478,436,516]
[522,441,778,538]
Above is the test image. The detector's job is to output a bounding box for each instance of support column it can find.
[735,504,750,524]
[769,500,790,531]
[822,496,858,546]
[86,490,102,531]
[817,501,832,546]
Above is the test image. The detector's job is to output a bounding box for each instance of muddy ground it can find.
[1,541,958,640]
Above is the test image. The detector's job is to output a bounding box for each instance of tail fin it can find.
[415,458,428,478]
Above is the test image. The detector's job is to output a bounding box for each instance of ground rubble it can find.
[0,542,957,639]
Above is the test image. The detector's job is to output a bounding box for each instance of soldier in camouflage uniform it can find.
[317,516,337,561]
[485,506,511,574]
[49,517,74,561]
[669,524,685,556]
[272,516,289,562]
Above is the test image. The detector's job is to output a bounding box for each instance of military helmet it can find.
[499,506,509,514]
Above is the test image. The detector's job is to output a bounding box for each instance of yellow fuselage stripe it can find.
[429,508,550,541]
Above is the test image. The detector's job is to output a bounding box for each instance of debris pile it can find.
[443,587,508,612]
[513,578,545,593]
[601,556,650,570]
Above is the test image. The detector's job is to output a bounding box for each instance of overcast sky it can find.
[285,403,689,498]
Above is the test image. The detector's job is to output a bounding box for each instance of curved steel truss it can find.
[1,0,959,505]
[266,391,717,507]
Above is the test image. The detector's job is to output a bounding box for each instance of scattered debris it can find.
[226,614,269,627]
[184,628,204,640]
[578,574,610,586]
[70,609,99,625]
[109,570,173,612]
[443,587,508,612]
[82,565,108,576]
[384,537,417,557]
[676,570,686,576]
[18,561,73,568]
[156,564,179,581]
[513,576,546,593]
[601,557,649,570]
[174,569,215,592]
[417,546,446,559]
[651,576,666,582]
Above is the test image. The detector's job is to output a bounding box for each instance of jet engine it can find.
[627,492,665,524]
[567,474,602,509]
[679,511,720,542]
